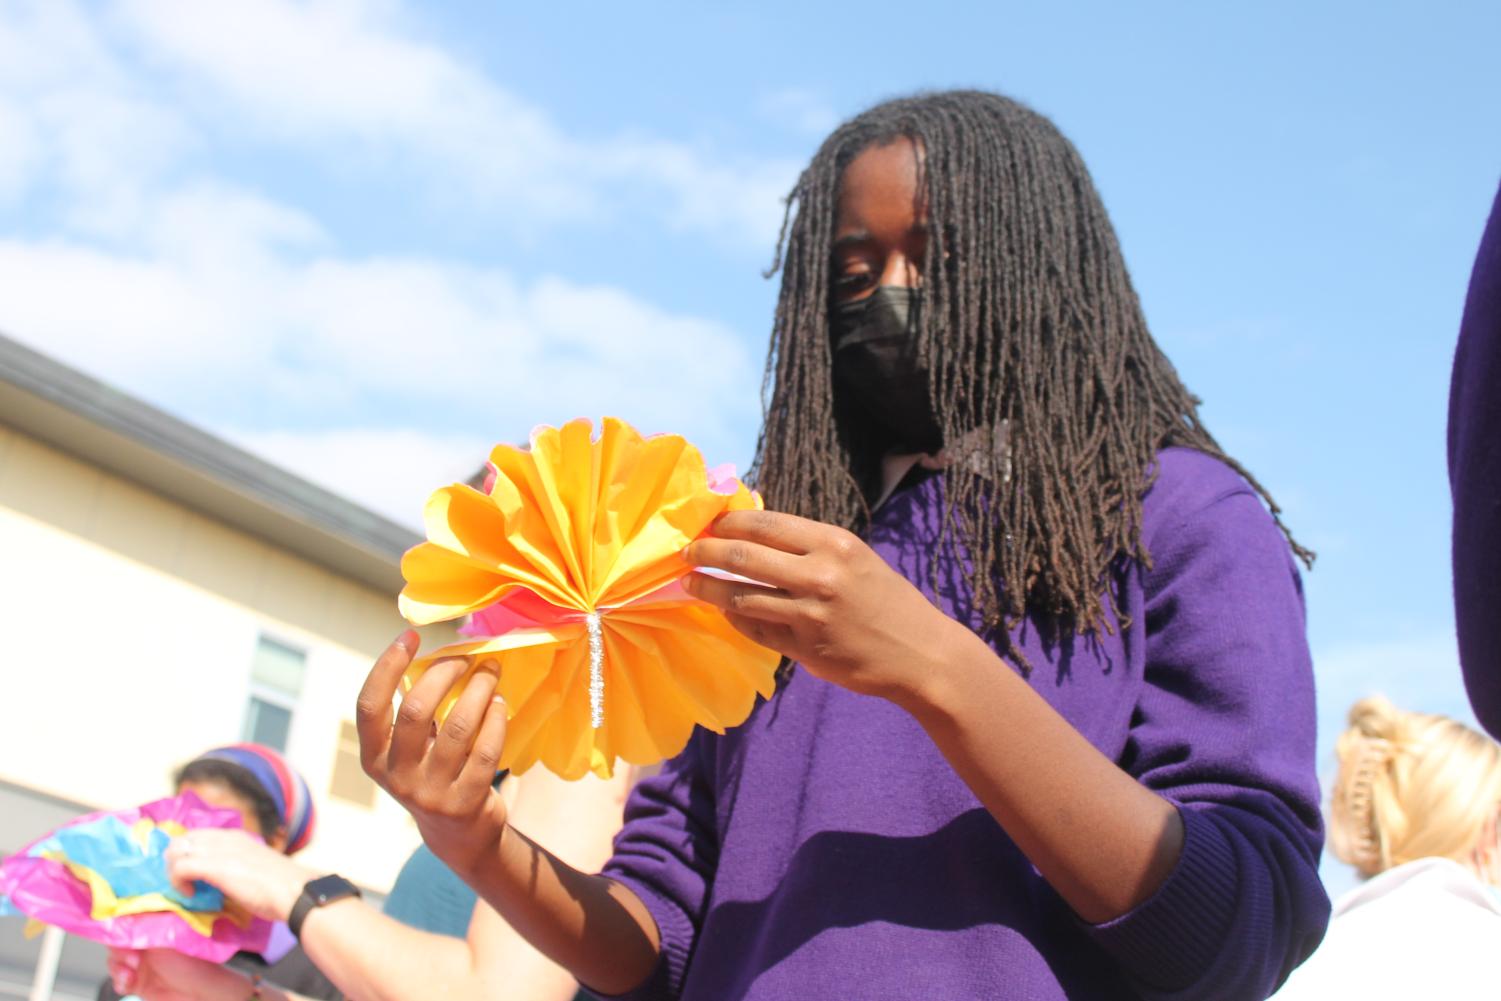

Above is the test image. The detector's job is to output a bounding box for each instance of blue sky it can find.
[3,0,1498,894]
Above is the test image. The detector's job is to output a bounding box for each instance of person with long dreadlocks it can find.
[354,90,1331,1001]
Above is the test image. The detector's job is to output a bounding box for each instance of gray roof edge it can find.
[0,332,422,570]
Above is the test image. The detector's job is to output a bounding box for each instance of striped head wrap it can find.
[197,743,316,854]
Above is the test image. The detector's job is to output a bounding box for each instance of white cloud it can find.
[110,0,798,248]
[0,0,799,247]
[225,426,492,528]
[0,183,325,382]
[0,98,40,206]
[1313,632,1472,730]
[1,225,763,534]
[45,89,194,234]
[0,238,260,375]
[0,180,764,496]
[0,0,197,230]
[595,138,795,245]
[149,181,325,257]
[113,0,486,138]
[756,88,840,137]
[0,1,118,90]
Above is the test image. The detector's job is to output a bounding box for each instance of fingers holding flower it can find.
[356,633,511,879]
[681,510,963,705]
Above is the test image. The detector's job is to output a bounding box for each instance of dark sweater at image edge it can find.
[1450,180,1501,738]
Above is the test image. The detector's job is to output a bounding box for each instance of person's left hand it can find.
[165,828,313,923]
[681,509,963,705]
[106,947,250,1001]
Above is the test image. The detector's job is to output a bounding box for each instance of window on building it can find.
[329,720,378,808]
[242,634,305,752]
[243,697,293,750]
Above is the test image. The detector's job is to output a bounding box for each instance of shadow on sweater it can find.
[688,808,1109,998]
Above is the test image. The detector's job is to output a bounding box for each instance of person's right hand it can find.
[357,631,511,879]
[164,828,313,923]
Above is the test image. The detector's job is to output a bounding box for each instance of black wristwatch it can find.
[288,873,362,940]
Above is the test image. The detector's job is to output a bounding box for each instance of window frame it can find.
[241,632,306,752]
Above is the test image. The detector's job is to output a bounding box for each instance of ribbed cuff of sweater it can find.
[583,876,696,1001]
[1082,805,1239,995]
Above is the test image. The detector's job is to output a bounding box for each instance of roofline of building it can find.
[0,332,420,594]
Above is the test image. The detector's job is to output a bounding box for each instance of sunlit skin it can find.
[829,137,927,304]
[349,137,1187,996]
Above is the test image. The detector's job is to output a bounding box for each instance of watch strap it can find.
[288,874,361,940]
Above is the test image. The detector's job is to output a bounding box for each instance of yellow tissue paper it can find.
[399,417,781,779]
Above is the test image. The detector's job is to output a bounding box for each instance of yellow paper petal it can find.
[407,604,779,781]
[401,419,757,623]
[524,418,596,594]
[608,605,778,730]
[399,485,583,623]
[400,626,582,725]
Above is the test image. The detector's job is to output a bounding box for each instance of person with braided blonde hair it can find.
[1272,695,1501,999]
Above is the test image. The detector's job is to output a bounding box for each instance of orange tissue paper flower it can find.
[398,417,781,780]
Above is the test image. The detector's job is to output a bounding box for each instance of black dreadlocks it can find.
[751,90,1310,664]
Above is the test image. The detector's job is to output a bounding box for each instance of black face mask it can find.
[830,286,943,455]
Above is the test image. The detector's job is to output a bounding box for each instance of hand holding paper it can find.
[164,828,313,923]
[0,793,273,962]
[682,508,964,706]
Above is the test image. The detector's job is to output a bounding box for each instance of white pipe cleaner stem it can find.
[586,611,604,729]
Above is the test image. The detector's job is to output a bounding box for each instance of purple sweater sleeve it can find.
[594,736,718,1000]
[1449,180,1501,738]
[1082,474,1330,999]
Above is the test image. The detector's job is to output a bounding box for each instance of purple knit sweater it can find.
[597,448,1329,1001]
[1450,180,1501,738]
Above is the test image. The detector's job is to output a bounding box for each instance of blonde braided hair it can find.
[1330,695,1501,879]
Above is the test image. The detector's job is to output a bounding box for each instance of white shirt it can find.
[1271,857,1501,1000]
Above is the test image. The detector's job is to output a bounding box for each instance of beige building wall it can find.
[0,422,454,893]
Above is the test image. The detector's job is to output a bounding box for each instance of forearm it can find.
[897,624,1183,924]
[296,899,485,1001]
[293,858,646,1001]
[356,635,656,995]
[452,822,659,996]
